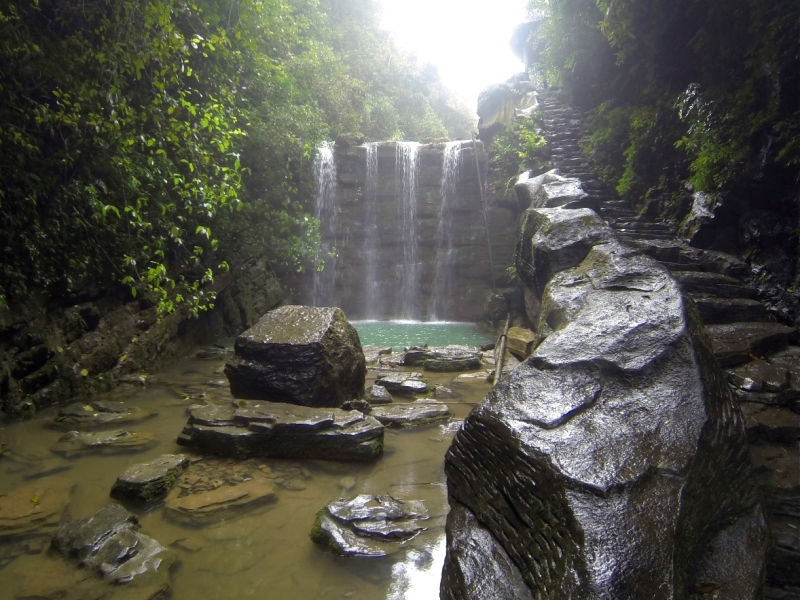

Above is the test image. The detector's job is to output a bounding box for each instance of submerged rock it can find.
[51,430,157,457]
[165,473,277,524]
[52,504,174,589]
[310,494,428,557]
[177,401,384,461]
[370,400,451,428]
[110,454,190,504]
[224,305,366,407]
[0,479,71,539]
[442,206,769,599]
[53,400,157,428]
[374,372,428,395]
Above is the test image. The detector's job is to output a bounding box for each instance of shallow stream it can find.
[0,326,494,599]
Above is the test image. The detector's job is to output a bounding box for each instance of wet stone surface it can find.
[177,401,384,461]
[110,454,191,504]
[51,430,158,457]
[52,503,174,591]
[0,479,71,540]
[374,372,428,395]
[365,384,393,405]
[224,305,366,407]
[53,400,157,428]
[310,495,429,557]
[370,400,451,428]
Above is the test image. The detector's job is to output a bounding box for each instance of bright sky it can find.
[378,0,528,113]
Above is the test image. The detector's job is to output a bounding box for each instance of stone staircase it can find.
[536,88,800,599]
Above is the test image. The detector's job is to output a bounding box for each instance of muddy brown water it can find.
[0,347,493,599]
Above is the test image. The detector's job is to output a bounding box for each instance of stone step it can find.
[691,295,771,324]
[627,240,752,279]
[706,322,797,367]
[617,232,676,242]
[613,221,673,231]
[672,271,758,299]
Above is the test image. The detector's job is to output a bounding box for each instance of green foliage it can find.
[488,116,548,202]
[527,0,800,207]
[0,0,473,313]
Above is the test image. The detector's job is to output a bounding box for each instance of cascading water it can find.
[311,141,338,307]
[430,141,462,320]
[362,142,380,318]
[395,142,422,319]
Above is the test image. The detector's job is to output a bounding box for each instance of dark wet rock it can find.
[515,170,597,212]
[442,210,769,599]
[741,403,800,444]
[176,401,384,461]
[110,454,190,504]
[224,305,366,407]
[0,479,71,539]
[442,502,535,600]
[767,520,800,591]
[310,494,428,557]
[53,400,157,428]
[673,270,759,299]
[424,355,481,372]
[505,327,536,359]
[706,322,797,367]
[51,430,157,457]
[374,372,428,395]
[693,295,769,324]
[365,384,393,404]
[749,441,800,520]
[516,206,614,299]
[728,360,793,393]
[341,399,371,413]
[370,400,451,428]
[165,466,277,524]
[629,238,751,279]
[52,503,174,588]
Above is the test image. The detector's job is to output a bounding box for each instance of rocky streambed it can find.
[0,339,495,600]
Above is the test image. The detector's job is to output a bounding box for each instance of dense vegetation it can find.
[0,0,473,314]
[525,0,800,222]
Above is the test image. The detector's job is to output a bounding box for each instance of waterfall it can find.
[430,141,462,320]
[395,142,421,319]
[311,141,338,307]
[362,143,380,318]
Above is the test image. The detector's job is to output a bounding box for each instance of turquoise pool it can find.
[352,320,492,351]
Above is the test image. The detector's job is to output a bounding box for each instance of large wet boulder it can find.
[310,494,429,557]
[224,305,366,407]
[52,504,174,590]
[177,401,383,461]
[441,206,769,599]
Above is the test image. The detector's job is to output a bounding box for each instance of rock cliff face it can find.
[307,142,517,321]
[0,256,283,419]
[441,205,769,598]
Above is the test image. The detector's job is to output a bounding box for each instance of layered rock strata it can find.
[225,305,366,407]
[177,401,384,461]
[441,205,769,598]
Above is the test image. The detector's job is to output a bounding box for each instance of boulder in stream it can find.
[110,454,191,504]
[311,494,429,557]
[177,401,384,461]
[52,503,174,590]
[365,384,393,404]
[224,305,366,407]
[441,205,770,599]
[374,372,428,395]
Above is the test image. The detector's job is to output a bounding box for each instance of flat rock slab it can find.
[54,400,157,428]
[370,401,451,428]
[727,360,794,393]
[51,430,157,457]
[673,271,759,299]
[177,401,384,461]
[0,479,71,539]
[365,384,393,404]
[165,471,277,524]
[707,322,797,367]
[311,494,428,557]
[628,239,750,278]
[52,503,174,589]
[110,454,190,504]
[692,295,769,324]
[741,403,800,444]
[423,353,482,372]
[225,305,365,407]
[374,373,428,395]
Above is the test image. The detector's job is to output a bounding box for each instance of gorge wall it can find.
[303,141,518,322]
